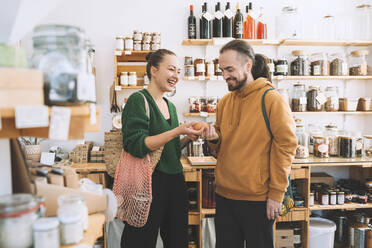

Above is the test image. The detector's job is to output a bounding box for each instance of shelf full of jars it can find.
[115,30,161,55]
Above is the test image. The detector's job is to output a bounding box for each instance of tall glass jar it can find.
[292,83,307,112]
[363,135,372,157]
[325,86,339,111]
[307,86,326,111]
[295,123,309,158]
[349,50,369,76]
[290,50,307,76]
[310,52,329,76]
[276,6,303,39]
[321,15,336,40]
[57,194,88,231]
[330,53,348,76]
[308,124,323,154]
[324,124,339,156]
[354,4,371,40]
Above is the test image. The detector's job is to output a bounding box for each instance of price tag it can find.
[203,12,213,22]
[15,105,49,129]
[187,76,195,80]
[115,85,122,91]
[198,76,206,81]
[200,112,208,117]
[224,9,234,19]
[90,103,97,125]
[40,152,55,166]
[114,50,122,56]
[92,146,100,152]
[214,11,224,20]
[217,76,224,81]
[210,76,217,81]
[48,107,71,141]
[300,97,307,105]
[316,94,327,105]
[124,50,132,55]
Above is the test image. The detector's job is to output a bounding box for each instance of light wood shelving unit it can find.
[273,76,372,81]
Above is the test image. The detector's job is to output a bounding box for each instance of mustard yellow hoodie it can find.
[209,78,297,202]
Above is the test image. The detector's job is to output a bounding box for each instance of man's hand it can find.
[203,124,219,141]
[266,198,282,220]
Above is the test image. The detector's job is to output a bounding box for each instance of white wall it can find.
[16,0,371,181]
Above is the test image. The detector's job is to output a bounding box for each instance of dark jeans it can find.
[121,170,188,248]
[215,194,274,248]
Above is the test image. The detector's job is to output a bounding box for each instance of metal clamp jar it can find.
[307,86,326,111]
[314,136,329,158]
[349,50,369,76]
[292,83,307,112]
[310,52,329,76]
[194,58,206,76]
[325,86,339,111]
[330,53,348,76]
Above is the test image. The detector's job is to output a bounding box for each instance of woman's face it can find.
[151,54,181,92]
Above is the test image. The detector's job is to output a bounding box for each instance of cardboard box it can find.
[311,172,334,186]
[48,174,64,186]
[0,68,44,107]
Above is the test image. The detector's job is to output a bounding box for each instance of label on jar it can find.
[300,97,307,105]
[196,64,206,73]
[207,64,215,75]
[356,140,363,150]
[322,194,329,205]
[203,12,213,22]
[217,76,224,81]
[309,195,314,206]
[276,65,288,73]
[293,235,301,244]
[338,195,344,204]
[214,11,224,20]
[330,195,337,205]
[313,65,321,75]
[188,24,196,38]
[316,94,327,105]
[318,144,329,153]
[224,9,234,19]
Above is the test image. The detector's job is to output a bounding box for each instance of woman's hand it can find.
[176,122,203,137]
[203,124,219,141]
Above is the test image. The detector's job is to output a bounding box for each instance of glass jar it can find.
[213,59,222,76]
[290,50,306,76]
[275,59,288,76]
[308,124,323,154]
[337,191,345,205]
[200,97,208,112]
[339,136,356,158]
[124,37,133,51]
[277,88,290,107]
[349,50,369,76]
[189,97,201,113]
[292,83,307,112]
[364,135,372,157]
[133,41,141,51]
[133,30,142,41]
[354,132,363,157]
[321,15,336,40]
[33,217,60,248]
[206,61,215,76]
[314,136,329,158]
[330,53,348,76]
[207,96,218,113]
[325,86,339,111]
[357,97,372,111]
[185,56,193,66]
[128,72,137,86]
[58,194,88,231]
[330,191,337,205]
[142,41,150,51]
[143,32,152,43]
[276,6,303,39]
[120,72,129,86]
[115,36,124,50]
[31,24,89,106]
[151,42,161,51]
[309,192,314,206]
[310,52,329,76]
[320,191,329,205]
[354,4,371,40]
[307,86,326,111]
[58,211,83,245]
[152,32,161,43]
[324,124,339,156]
[0,194,44,248]
[194,58,206,76]
[185,65,195,77]
[293,226,302,248]
[295,123,309,158]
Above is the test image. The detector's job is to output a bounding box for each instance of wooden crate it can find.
[184,170,200,182]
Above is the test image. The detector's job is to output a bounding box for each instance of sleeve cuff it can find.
[268,188,286,203]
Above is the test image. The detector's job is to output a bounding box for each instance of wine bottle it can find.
[188,5,196,39]
[213,2,223,37]
[243,2,256,39]
[233,2,244,38]
[200,3,212,39]
[256,7,267,39]
[223,2,233,37]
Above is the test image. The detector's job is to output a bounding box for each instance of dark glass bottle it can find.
[213,2,223,37]
[188,5,196,39]
[200,3,211,39]
[233,2,244,38]
[223,2,233,37]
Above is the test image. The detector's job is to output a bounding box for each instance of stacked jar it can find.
[142,32,152,51]
[133,30,142,51]
[151,32,161,51]
[184,56,194,78]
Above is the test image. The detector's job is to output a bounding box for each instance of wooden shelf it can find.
[182,39,213,45]
[61,213,105,248]
[293,157,372,167]
[310,203,372,211]
[121,85,145,89]
[72,163,106,173]
[183,76,224,81]
[183,113,216,117]
[0,105,100,139]
[292,111,372,115]
[273,76,372,80]
[281,39,372,47]
[115,50,154,62]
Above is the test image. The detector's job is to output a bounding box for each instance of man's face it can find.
[219,50,252,91]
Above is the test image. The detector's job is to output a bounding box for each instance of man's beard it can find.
[227,74,247,91]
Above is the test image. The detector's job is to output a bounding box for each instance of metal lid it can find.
[58,194,85,207]
[0,194,39,217]
[350,50,369,57]
[292,50,305,56]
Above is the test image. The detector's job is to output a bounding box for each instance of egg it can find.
[192,122,209,131]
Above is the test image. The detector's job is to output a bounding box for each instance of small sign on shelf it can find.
[15,105,49,129]
[124,50,132,55]
[200,112,208,117]
[114,50,122,56]
[115,85,122,91]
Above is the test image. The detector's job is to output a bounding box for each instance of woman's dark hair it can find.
[145,49,176,79]
[220,40,271,81]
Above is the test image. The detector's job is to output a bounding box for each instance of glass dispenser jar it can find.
[354,4,371,40]
[292,83,307,112]
[290,50,307,76]
[324,124,339,156]
[295,122,309,158]
[325,86,339,111]
[321,15,336,40]
[276,6,303,39]
[349,50,369,76]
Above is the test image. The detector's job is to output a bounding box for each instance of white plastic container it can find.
[309,217,336,248]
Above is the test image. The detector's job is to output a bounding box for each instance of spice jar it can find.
[295,122,309,158]
[290,50,306,76]
[325,86,339,111]
[357,97,372,111]
[349,50,369,76]
[152,32,161,43]
[320,191,329,205]
[337,191,345,205]
[58,211,83,245]
[330,53,348,76]
[185,56,193,66]
[314,136,329,158]
[143,32,152,42]
[124,37,133,51]
[324,123,339,156]
[292,83,307,112]
[128,72,137,86]
[310,52,329,76]
[278,88,290,107]
[33,217,60,248]
[120,72,129,86]
[330,191,337,205]
[189,97,201,113]
[309,192,315,206]
[307,86,326,111]
[339,136,356,158]
[185,65,195,77]
[151,42,160,51]
[194,58,206,76]
[115,36,124,50]
[133,41,142,51]
[275,59,288,76]
[206,61,215,76]
[213,59,222,76]
[133,30,142,41]
[364,135,372,157]
[142,41,150,51]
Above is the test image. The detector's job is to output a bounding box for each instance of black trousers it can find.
[215,194,274,248]
[121,169,188,248]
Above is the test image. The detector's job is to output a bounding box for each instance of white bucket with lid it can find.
[309,217,337,248]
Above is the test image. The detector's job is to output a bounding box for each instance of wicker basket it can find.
[24,145,41,162]
[104,130,123,177]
